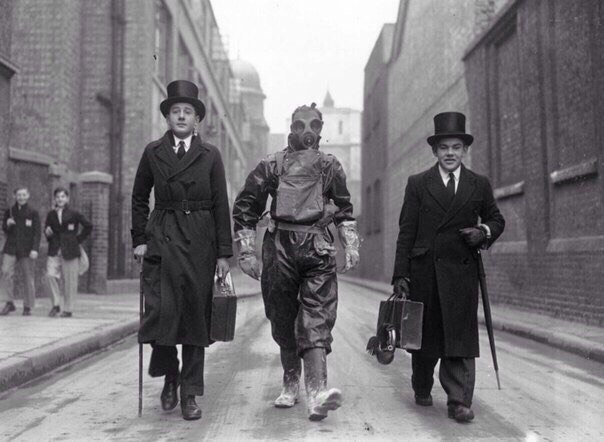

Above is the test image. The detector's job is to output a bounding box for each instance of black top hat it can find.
[427,112,474,146]
[160,80,206,120]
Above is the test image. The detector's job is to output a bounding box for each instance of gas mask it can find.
[289,104,323,150]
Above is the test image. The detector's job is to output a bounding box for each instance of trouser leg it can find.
[46,256,62,308]
[0,254,16,303]
[260,231,301,351]
[411,354,439,398]
[149,344,179,377]
[296,235,338,356]
[439,357,476,407]
[181,345,205,397]
[62,258,79,312]
[20,257,36,309]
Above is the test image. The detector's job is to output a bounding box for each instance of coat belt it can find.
[155,200,212,214]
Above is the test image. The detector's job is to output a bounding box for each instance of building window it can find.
[365,185,372,235]
[155,0,171,83]
[373,179,382,233]
[178,37,195,81]
[338,120,343,135]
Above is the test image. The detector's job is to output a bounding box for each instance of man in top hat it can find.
[392,112,505,422]
[131,80,233,420]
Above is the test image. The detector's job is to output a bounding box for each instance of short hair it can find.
[291,102,323,121]
[53,187,69,197]
[13,186,29,194]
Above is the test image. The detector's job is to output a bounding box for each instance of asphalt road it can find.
[1,281,603,441]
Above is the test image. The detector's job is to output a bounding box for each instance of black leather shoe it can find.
[60,311,72,318]
[161,375,179,411]
[0,302,16,315]
[22,307,31,316]
[415,394,433,406]
[48,306,60,317]
[448,404,474,422]
[181,394,202,420]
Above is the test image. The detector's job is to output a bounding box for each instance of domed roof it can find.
[231,59,262,92]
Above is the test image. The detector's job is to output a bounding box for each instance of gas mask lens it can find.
[292,120,306,135]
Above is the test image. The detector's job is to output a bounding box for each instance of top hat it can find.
[427,112,473,146]
[160,80,206,120]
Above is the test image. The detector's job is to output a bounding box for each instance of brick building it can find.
[361,0,603,325]
[464,0,604,325]
[0,0,261,293]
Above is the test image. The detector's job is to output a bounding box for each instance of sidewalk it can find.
[0,270,260,393]
[340,275,604,364]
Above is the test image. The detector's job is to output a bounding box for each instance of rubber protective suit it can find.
[232,103,360,356]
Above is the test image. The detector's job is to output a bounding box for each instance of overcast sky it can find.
[211,0,399,133]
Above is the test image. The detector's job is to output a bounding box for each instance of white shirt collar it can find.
[173,134,193,152]
[438,164,461,183]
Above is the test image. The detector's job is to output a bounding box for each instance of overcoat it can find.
[2,204,41,258]
[392,164,504,358]
[45,206,92,260]
[131,131,233,347]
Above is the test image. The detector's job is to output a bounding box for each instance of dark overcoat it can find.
[2,204,41,258]
[392,164,505,358]
[45,207,92,260]
[131,131,233,347]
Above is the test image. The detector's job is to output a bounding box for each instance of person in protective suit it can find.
[232,103,360,421]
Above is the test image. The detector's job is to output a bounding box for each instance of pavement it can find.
[341,275,604,364]
[1,269,602,397]
[0,269,261,393]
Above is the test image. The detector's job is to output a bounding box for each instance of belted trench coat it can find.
[131,131,233,347]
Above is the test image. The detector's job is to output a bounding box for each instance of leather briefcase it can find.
[210,273,237,342]
[377,292,423,350]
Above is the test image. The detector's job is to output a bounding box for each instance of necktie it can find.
[176,141,186,160]
[447,172,455,204]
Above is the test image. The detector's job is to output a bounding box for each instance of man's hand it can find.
[216,258,230,280]
[45,226,53,237]
[133,244,147,262]
[341,248,360,273]
[6,218,16,227]
[29,251,39,260]
[238,255,261,280]
[459,227,485,248]
[393,277,410,297]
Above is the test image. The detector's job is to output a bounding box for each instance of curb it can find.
[340,275,604,364]
[0,290,261,394]
[0,318,139,393]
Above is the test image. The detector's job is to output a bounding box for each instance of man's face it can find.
[290,108,323,149]
[14,189,30,206]
[166,102,199,138]
[433,137,468,172]
[54,191,69,208]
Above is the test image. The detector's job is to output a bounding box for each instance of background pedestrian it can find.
[0,187,41,316]
[44,187,92,318]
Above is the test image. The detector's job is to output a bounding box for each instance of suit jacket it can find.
[392,163,505,358]
[45,206,92,260]
[2,204,41,258]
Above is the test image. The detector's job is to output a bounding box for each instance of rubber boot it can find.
[303,347,342,421]
[274,348,301,408]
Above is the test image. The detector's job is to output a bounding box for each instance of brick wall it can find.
[465,0,604,325]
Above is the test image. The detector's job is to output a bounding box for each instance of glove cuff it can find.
[338,221,360,250]
[235,229,257,256]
